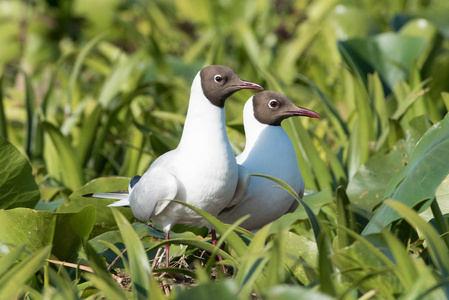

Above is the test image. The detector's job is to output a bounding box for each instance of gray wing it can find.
[226,164,250,208]
[128,167,179,222]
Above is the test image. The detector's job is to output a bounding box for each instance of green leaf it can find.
[263,285,334,300]
[443,92,449,111]
[0,245,27,275]
[146,238,236,266]
[98,52,143,108]
[75,100,103,167]
[420,174,449,223]
[41,121,84,191]
[22,70,36,159]
[251,174,335,295]
[340,33,427,90]
[364,113,449,235]
[169,200,248,258]
[173,279,237,300]
[347,140,409,213]
[112,209,164,300]
[385,200,449,280]
[0,245,51,299]
[336,187,355,248]
[0,206,95,262]
[283,232,318,286]
[235,225,271,297]
[332,233,402,298]
[0,75,7,139]
[89,222,165,255]
[68,32,109,110]
[84,242,127,300]
[283,118,332,190]
[268,188,333,234]
[0,136,40,209]
[57,177,135,236]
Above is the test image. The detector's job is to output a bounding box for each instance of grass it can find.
[1,0,449,299]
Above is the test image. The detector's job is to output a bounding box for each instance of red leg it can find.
[211,229,226,273]
[165,230,170,268]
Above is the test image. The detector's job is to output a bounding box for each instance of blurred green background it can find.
[1,0,449,298]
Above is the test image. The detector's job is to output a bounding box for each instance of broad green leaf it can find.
[364,113,449,235]
[57,177,135,236]
[333,233,402,298]
[327,4,379,40]
[347,140,409,213]
[0,136,40,209]
[420,174,449,226]
[284,232,318,286]
[340,33,426,90]
[400,18,440,69]
[0,206,95,262]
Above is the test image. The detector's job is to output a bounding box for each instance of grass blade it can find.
[41,121,84,190]
[169,200,248,257]
[22,71,36,159]
[112,209,164,300]
[0,75,6,139]
[251,174,335,295]
[0,245,51,299]
[84,242,127,300]
[385,199,449,280]
[68,32,109,111]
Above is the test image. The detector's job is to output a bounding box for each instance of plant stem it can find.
[430,198,449,249]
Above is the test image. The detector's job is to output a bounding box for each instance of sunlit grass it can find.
[0,0,449,298]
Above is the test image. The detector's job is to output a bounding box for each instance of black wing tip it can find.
[83,193,94,198]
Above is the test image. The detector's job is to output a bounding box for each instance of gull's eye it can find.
[268,99,279,109]
[214,75,223,83]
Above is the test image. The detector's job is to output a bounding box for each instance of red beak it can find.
[233,80,264,91]
[287,107,321,119]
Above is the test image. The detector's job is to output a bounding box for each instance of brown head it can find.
[200,65,263,108]
[252,91,321,126]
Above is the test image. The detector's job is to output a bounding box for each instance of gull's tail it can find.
[83,175,141,207]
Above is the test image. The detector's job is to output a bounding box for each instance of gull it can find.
[89,65,263,266]
[218,91,320,230]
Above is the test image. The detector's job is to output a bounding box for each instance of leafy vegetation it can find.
[1,0,449,298]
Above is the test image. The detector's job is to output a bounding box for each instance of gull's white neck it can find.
[177,72,230,154]
[238,98,287,162]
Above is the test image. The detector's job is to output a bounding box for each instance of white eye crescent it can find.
[214,75,223,83]
[268,99,279,109]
